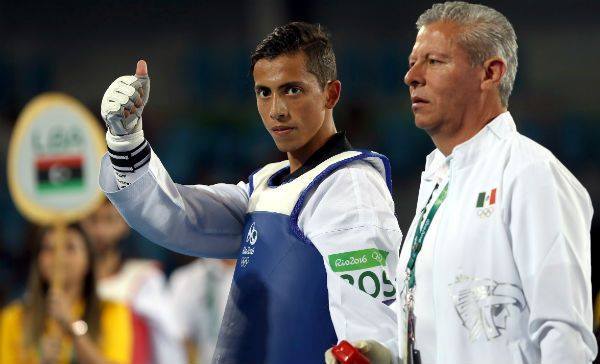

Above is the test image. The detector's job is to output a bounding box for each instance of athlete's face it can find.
[404,21,481,134]
[253,52,340,157]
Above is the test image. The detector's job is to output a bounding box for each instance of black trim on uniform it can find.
[272,131,353,186]
[108,139,151,172]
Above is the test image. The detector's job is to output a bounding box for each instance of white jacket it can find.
[397,112,596,363]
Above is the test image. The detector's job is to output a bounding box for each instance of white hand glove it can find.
[324,340,393,364]
[101,60,150,136]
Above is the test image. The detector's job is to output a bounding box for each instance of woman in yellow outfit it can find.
[0,224,133,364]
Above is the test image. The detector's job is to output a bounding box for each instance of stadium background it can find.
[1,0,599,348]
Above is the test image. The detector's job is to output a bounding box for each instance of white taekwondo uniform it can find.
[99,133,402,363]
[397,112,597,364]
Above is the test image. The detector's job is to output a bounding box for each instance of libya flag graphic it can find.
[476,188,497,208]
[36,155,84,193]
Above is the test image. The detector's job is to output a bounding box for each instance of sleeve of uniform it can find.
[99,147,249,258]
[505,159,597,363]
[299,160,402,362]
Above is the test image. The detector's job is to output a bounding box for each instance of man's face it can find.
[253,52,331,154]
[404,21,482,134]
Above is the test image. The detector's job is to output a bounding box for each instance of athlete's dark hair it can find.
[251,21,337,89]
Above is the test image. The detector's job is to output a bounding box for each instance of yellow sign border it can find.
[7,92,106,225]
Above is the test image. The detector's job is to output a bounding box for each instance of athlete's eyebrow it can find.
[254,84,270,91]
[277,81,304,91]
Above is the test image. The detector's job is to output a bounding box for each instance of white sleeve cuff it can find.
[106,129,145,152]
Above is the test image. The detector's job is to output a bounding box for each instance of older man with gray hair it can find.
[326,2,596,364]
[399,2,596,363]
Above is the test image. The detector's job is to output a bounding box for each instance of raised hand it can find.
[101,60,151,136]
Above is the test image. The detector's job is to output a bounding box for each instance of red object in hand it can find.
[331,340,371,364]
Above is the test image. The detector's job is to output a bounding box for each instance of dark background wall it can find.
[1,0,599,308]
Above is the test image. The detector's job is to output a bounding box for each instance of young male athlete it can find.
[99,22,401,363]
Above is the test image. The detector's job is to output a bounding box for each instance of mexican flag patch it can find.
[476,188,497,208]
[36,155,84,193]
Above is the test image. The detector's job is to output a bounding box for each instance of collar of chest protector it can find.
[273,131,353,185]
[422,111,517,180]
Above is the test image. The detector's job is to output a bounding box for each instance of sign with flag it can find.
[36,155,85,193]
[7,93,106,225]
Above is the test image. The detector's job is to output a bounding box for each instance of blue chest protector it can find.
[213,151,391,363]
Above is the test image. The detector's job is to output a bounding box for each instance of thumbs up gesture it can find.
[101,60,151,136]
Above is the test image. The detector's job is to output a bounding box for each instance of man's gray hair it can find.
[416,2,518,107]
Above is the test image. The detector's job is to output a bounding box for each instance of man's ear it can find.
[325,80,342,109]
[481,57,506,91]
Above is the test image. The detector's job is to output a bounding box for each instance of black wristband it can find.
[108,139,151,173]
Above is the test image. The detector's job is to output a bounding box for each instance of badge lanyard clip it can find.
[403,183,448,364]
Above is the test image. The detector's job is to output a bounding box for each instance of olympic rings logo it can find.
[372,251,383,262]
[477,207,494,218]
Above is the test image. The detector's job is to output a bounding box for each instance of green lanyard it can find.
[406,182,449,290]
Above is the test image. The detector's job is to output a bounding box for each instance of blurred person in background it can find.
[169,259,235,364]
[0,223,132,364]
[98,21,402,363]
[81,198,186,364]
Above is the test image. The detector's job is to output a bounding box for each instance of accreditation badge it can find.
[400,305,409,363]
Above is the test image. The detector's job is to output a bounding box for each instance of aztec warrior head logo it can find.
[450,275,527,341]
